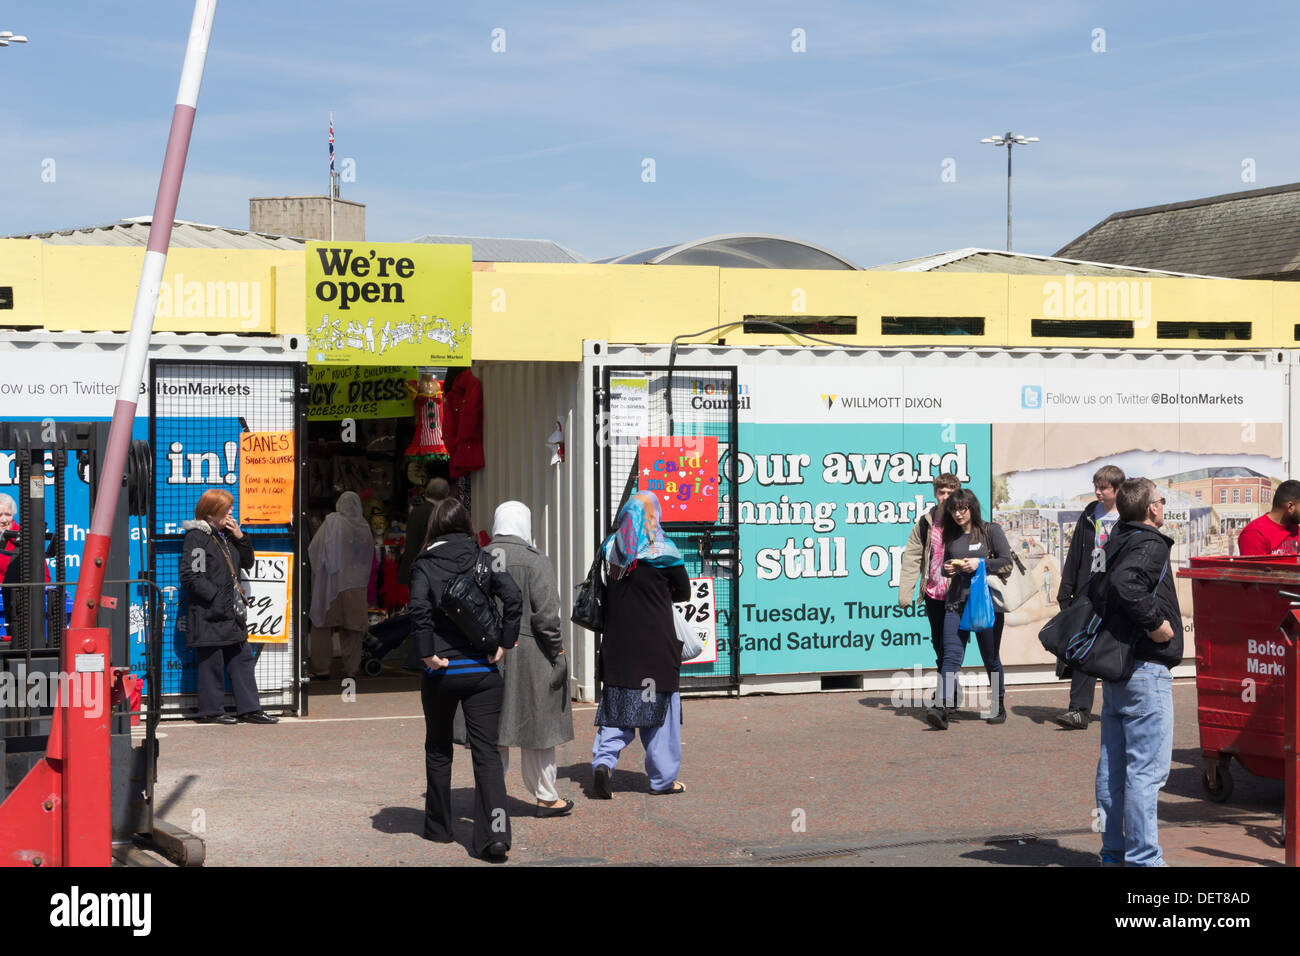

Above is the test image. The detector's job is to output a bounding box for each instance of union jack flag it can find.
[329,113,335,180]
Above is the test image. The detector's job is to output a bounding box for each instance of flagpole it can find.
[329,110,335,241]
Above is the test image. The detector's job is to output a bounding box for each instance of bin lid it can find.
[1178,553,1300,583]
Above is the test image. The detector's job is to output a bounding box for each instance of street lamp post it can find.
[0,30,29,47]
[980,131,1038,252]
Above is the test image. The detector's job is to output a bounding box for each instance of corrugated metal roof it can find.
[408,234,586,263]
[1054,183,1300,279]
[867,247,1219,278]
[7,218,307,250]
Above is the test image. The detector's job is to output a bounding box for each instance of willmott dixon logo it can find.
[820,394,837,410]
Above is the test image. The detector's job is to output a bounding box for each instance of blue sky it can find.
[2,1,1297,265]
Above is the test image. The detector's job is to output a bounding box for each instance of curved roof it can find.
[598,233,860,270]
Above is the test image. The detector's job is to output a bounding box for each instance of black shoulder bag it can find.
[571,552,606,633]
[440,550,503,653]
[1038,534,1164,683]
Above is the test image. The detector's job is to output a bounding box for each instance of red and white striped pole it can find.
[71,0,217,633]
[57,0,216,866]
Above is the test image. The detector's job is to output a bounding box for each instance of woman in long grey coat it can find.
[488,501,574,817]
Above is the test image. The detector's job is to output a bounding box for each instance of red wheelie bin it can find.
[1178,555,1298,804]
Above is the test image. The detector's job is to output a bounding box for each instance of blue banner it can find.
[732,423,992,675]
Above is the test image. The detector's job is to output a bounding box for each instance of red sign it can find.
[638,436,719,522]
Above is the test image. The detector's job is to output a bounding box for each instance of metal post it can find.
[1285,610,1299,866]
[1006,141,1013,253]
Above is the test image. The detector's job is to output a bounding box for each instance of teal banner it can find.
[731,423,992,675]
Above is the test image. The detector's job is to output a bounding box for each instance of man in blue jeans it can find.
[1092,478,1181,867]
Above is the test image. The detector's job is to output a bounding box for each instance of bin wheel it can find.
[1202,761,1234,803]
[363,658,384,678]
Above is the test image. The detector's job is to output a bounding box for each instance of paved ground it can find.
[147,675,1286,866]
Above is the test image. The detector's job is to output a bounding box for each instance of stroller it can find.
[359,611,413,677]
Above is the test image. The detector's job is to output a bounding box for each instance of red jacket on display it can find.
[444,369,485,479]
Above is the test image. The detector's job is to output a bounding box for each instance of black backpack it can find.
[439,550,503,654]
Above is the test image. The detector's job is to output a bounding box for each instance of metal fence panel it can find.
[149,360,302,714]
[597,365,740,692]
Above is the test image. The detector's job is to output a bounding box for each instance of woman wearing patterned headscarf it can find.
[590,491,691,798]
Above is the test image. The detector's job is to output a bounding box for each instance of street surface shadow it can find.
[857,695,949,726]
[960,837,1100,867]
[1184,845,1284,866]
[373,789,541,835]
[557,761,652,797]
[154,773,199,818]
[1163,747,1284,813]
[1009,704,1079,727]
[371,805,425,836]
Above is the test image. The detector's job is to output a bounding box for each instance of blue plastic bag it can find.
[959,560,995,631]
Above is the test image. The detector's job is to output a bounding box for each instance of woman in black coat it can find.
[591,491,691,799]
[408,497,522,862]
[179,489,277,725]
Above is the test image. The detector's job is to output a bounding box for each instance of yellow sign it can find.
[305,241,471,366]
[308,365,416,421]
[239,430,295,525]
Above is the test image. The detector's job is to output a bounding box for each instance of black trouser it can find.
[194,642,260,717]
[421,668,511,854]
[924,596,948,669]
[1067,667,1097,714]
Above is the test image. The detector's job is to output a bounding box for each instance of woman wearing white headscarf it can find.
[308,491,375,680]
[488,501,574,817]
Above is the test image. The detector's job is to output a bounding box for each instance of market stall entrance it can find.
[149,359,305,716]
[594,364,740,693]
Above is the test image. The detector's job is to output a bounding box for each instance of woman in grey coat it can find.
[488,501,574,817]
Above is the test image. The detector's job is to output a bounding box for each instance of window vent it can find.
[1031,319,1134,339]
[742,315,857,335]
[1157,321,1251,341]
[881,316,984,336]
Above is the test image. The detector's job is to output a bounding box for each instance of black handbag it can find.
[1038,536,1160,682]
[1038,595,1134,682]
[440,551,503,654]
[571,552,606,632]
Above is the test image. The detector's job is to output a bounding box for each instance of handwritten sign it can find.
[675,577,718,665]
[245,552,293,644]
[239,431,295,524]
[638,436,719,522]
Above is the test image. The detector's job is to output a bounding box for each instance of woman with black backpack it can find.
[409,498,523,861]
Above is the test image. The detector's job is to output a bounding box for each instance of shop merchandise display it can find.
[405,371,450,462]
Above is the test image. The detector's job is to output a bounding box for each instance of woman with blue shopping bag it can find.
[925,490,1012,730]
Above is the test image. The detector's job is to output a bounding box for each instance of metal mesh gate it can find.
[149,360,303,714]
[596,365,740,692]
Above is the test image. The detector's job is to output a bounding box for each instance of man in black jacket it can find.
[399,477,451,670]
[399,477,451,587]
[1055,464,1125,729]
[1093,478,1180,867]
